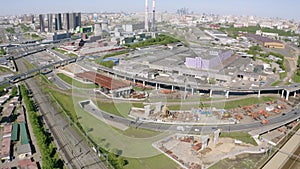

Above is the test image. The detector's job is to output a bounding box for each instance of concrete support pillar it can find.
[133,79,136,83]
[192,88,194,95]
[225,91,229,99]
[155,83,158,90]
[159,84,161,89]
[286,90,290,101]
[143,81,145,87]
[258,90,261,98]
[209,89,213,98]
[294,91,297,98]
[171,85,174,91]
[281,90,284,98]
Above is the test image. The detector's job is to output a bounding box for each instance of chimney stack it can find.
[145,0,149,31]
[152,0,156,32]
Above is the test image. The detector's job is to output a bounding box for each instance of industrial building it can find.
[76,71,132,97]
[113,45,233,83]
[246,33,285,49]
[185,49,233,69]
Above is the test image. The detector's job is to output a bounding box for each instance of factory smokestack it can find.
[145,0,149,31]
[152,0,156,32]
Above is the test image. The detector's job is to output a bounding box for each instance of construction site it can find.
[129,97,294,125]
[153,133,262,169]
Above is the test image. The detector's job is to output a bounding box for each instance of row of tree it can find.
[20,84,64,169]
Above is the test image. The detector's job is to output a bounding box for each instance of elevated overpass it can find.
[78,61,300,101]
[0,57,77,86]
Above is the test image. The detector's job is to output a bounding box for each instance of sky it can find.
[0,0,298,20]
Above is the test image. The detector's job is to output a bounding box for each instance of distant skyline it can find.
[0,0,298,20]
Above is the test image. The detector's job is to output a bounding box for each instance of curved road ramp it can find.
[79,100,129,131]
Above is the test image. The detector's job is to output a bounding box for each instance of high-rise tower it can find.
[47,14,53,32]
[39,14,45,32]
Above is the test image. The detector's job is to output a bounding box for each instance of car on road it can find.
[177,126,184,131]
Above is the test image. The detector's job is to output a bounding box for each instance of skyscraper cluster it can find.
[39,12,81,32]
[177,7,190,16]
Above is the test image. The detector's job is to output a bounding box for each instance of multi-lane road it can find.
[82,100,300,135]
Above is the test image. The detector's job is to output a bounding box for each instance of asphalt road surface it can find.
[82,100,300,135]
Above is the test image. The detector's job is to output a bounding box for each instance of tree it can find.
[100,60,115,68]
[273,67,277,73]
[11,86,18,97]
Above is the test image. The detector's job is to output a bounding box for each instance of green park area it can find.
[220,25,295,38]
[56,73,98,89]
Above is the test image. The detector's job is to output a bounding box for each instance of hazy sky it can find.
[0,0,298,20]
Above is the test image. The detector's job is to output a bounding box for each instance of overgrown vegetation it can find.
[24,33,43,41]
[0,48,6,55]
[20,24,32,32]
[220,25,295,38]
[124,34,180,49]
[100,60,115,68]
[293,55,300,83]
[11,86,18,97]
[5,27,15,34]
[0,84,10,96]
[20,84,64,169]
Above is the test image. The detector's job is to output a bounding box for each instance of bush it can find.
[11,86,18,97]
[100,60,115,68]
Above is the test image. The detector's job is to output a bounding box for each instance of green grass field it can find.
[95,101,144,117]
[167,96,277,110]
[57,73,98,88]
[0,66,12,73]
[292,73,300,83]
[124,154,179,169]
[206,96,276,110]
[220,132,258,146]
[280,72,287,80]
[271,81,282,86]
[43,86,177,168]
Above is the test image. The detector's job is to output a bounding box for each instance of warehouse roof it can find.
[20,122,29,145]
[11,123,19,141]
[76,71,131,90]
